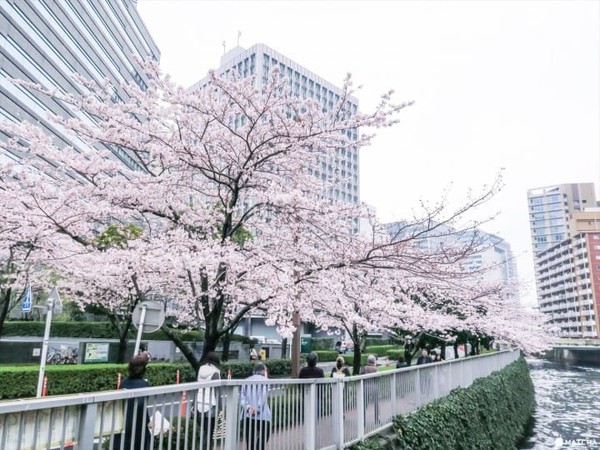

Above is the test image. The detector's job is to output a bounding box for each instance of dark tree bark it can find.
[0,288,12,338]
[161,325,201,372]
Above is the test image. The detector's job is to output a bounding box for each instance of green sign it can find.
[300,335,312,354]
[84,343,109,363]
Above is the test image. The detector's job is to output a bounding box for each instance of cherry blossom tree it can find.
[0,62,550,371]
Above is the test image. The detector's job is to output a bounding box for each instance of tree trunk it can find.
[440,342,447,360]
[161,325,200,372]
[221,332,232,362]
[453,343,459,359]
[351,324,362,375]
[201,326,220,366]
[0,288,12,338]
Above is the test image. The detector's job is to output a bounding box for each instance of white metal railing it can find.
[0,349,519,450]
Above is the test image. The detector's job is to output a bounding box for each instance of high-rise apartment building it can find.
[190,44,360,207]
[527,183,597,255]
[535,210,600,338]
[0,0,160,169]
[527,183,600,338]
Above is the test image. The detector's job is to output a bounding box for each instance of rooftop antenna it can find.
[237,31,242,46]
[222,40,226,55]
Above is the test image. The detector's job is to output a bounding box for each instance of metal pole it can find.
[36,298,54,398]
[134,304,147,356]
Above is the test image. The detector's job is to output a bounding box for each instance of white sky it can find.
[136,0,600,306]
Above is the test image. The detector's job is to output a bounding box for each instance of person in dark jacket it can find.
[396,355,408,368]
[299,352,325,378]
[416,349,433,365]
[114,355,152,450]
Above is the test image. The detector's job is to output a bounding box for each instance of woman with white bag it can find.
[196,352,222,448]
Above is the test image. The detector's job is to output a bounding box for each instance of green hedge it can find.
[0,321,251,343]
[385,349,405,359]
[0,359,292,399]
[365,345,397,357]
[312,350,339,362]
[311,337,335,351]
[353,356,535,449]
[341,354,368,366]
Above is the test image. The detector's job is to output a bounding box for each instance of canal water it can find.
[519,358,600,449]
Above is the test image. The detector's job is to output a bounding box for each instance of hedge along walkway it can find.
[0,360,292,400]
[352,356,535,450]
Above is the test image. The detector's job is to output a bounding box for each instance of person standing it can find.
[114,355,152,450]
[299,352,325,378]
[240,363,272,450]
[360,354,380,425]
[331,356,351,378]
[396,355,408,368]
[416,349,433,365]
[196,352,222,448]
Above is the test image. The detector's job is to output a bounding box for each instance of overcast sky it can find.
[136,0,600,306]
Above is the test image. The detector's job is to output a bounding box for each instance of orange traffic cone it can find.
[227,369,232,380]
[117,372,122,389]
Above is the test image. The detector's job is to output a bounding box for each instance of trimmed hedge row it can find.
[364,345,397,357]
[312,350,340,362]
[353,356,535,449]
[0,359,292,400]
[0,321,251,343]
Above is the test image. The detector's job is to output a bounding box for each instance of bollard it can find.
[177,369,187,416]
[42,376,48,397]
[227,368,232,380]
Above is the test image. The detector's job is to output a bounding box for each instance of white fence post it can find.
[304,383,317,449]
[223,385,239,450]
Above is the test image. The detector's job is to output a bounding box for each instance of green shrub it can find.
[0,359,292,399]
[312,350,339,362]
[365,345,397,357]
[311,337,335,351]
[342,354,368,367]
[385,349,405,359]
[0,321,251,343]
[353,356,535,450]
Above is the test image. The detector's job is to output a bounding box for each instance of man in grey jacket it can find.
[240,363,272,449]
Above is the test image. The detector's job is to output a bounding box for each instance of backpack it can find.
[332,368,346,379]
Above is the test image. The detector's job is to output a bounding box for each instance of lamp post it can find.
[36,287,62,397]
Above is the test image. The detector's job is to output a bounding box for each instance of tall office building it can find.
[0,0,160,169]
[527,183,597,255]
[384,221,517,285]
[190,44,361,207]
[527,183,600,338]
[190,44,361,339]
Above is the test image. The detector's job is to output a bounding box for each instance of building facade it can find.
[535,210,600,338]
[0,0,160,169]
[190,43,361,208]
[527,183,600,338]
[384,221,517,285]
[527,183,597,255]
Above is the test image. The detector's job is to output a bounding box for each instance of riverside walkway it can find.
[0,349,519,449]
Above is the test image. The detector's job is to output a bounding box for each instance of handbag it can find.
[148,410,171,436]
[213,410,226,440]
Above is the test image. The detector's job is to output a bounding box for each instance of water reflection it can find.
[520,358,600,449]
